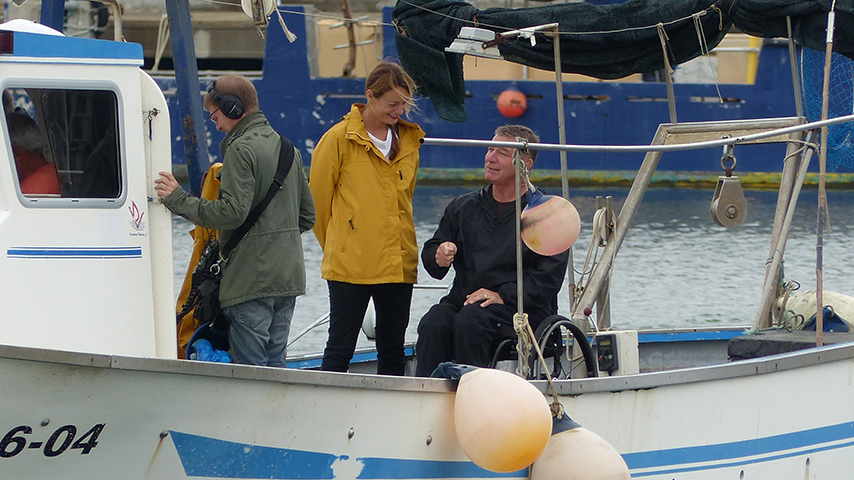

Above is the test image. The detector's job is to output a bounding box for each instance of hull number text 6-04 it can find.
[0,424,105,458]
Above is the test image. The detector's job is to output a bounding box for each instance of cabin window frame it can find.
[4,80,127,209]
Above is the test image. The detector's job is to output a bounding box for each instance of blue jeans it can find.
[224,296,296,367]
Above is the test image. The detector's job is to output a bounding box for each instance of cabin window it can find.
[5,87,122,203]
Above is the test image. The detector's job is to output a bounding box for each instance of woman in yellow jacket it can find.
[310,62,425,375]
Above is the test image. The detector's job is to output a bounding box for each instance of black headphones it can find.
[207,80,245,119]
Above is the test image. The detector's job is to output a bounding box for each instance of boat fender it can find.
[776,290,854,330]
[453,367,551,472]
[521,188,581,256]
[801,306,850,333]
[497,86,527,118]
[530,412,630,480]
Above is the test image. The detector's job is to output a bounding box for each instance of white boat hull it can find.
[2,340,853,479]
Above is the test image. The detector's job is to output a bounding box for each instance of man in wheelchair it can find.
[414,125,570,377]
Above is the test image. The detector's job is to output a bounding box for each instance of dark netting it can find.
[801,47,854,171]
[394,0,854,122]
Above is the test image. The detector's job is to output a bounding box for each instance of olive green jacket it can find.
[164,111,316,307]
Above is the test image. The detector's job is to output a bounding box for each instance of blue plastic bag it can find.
[189,338,232,363]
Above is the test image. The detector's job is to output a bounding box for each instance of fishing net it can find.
[800,47,854,172]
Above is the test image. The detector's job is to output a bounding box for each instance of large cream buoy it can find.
[454,368,552,472]
[521,188,581,256]
[497,86,528,118]
[530,413,630,480]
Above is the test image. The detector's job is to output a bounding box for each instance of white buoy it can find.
[530,413,630,480]
[361,298,376,341]
[453,368,552,472]
[521,189,581,256]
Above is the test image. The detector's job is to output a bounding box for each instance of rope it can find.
[152,15,170,73]
[572,206,613,333]
[514,312,562,414]
[513,313,534,378]
[776,280,800,328]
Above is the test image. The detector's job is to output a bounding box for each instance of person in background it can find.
[8,111,61,195]
[414,125,569,377]
[155,74,315,366]
[310,61,425,376]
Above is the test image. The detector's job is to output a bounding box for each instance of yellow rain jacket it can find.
[310,104,425,284]
[174,164,222,358]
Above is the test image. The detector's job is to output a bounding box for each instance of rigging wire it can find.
[393,0,718,38]
[692,12,724,103]
[197,0,721,43]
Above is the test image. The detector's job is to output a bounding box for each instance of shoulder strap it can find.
[221,134,295,259]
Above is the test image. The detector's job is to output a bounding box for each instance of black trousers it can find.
[415,302,516,377]
[321,281,413,376]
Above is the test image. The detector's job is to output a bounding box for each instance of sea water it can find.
[171,186,854,356]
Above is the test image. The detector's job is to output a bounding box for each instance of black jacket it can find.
[421,184,570,325]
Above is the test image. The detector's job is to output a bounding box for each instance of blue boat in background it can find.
[152,5,850,185]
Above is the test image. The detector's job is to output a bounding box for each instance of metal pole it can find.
[39,0,66,31]
[423,113,854,154]
[594,196,612,330]
[754,131,807,328]
[571,129,666,321]
[165,0,210,197]
[751,130,816,331]
[549,25,577,315]
[787,16,804,118]
[513,145,525,369]
[657,24,678,124]
[815,4,837,346]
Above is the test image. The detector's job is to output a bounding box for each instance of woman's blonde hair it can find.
[365,61,418,161]
[366,61,417,117]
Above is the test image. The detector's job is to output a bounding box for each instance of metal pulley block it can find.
[710,144,747,227]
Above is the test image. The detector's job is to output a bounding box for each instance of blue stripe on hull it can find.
[169,431,526,479]
[171,422,854,479]
[624,421,854,476]
[6,247,142,258]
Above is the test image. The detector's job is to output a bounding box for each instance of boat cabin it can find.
[0,21,176,359]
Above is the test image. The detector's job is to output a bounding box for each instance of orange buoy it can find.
[454,368,552,472]
[521,189,581,256]
[497,86,527,118]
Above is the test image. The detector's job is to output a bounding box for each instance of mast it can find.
[165,0,210,196]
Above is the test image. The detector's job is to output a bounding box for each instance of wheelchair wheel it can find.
[531,315,597,379]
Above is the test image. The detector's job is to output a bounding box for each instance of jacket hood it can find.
[342,104,424,162]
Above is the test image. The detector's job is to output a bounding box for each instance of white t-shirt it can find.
[368,127,393,161]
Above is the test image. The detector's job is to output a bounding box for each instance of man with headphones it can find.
[155,74,316,366]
